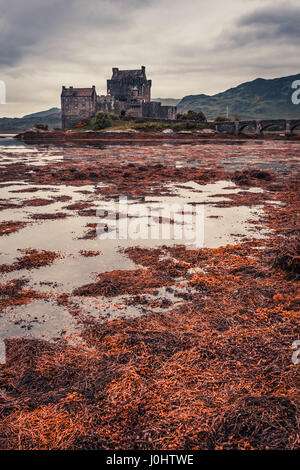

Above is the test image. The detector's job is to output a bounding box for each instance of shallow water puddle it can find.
[0,180,267,277]
[0,299,80,342]
[0,138,279,343]
[0,178,269,343]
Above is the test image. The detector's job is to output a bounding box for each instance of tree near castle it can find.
[176,110,206,122]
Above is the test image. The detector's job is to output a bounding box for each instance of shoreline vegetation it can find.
[82,110,211,132]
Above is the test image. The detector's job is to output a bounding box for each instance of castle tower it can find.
[107,66,151,102]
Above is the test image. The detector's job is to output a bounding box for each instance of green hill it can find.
[0,110,61,132]
[177,74,300,120]
[22,107,60,119]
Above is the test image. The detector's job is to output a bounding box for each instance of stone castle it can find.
[61,66,176,129]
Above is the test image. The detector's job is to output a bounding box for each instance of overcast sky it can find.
[0,0,299,117]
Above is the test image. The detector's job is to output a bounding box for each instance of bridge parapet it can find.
[214,121,235,134]
[213,119,300,136]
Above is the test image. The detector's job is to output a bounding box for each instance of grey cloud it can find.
[0,0,152,66]
[225,6,300,47]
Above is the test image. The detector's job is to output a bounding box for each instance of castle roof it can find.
[111,68,146,80]
[62,87,95,97]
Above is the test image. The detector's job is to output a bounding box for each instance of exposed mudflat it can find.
[0,134,299,450]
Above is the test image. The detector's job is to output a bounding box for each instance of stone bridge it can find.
[214,119,300,136]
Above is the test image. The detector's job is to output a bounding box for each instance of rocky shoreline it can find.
[16,129,300,145]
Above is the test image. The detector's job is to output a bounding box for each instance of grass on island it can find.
[75,111,213,132]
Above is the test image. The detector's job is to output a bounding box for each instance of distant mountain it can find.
[22,107,60,119]
[0,110,61,132]
[153,98,181,107]
[177,74,300,120]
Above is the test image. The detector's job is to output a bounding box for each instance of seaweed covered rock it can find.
[269,233,300,278]
[215,396,298,450]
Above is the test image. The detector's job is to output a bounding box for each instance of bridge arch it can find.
[238,122,256,135]
[260,120,286,135]
[290,120,300,133]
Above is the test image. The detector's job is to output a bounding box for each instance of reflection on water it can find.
[0,134,38,152]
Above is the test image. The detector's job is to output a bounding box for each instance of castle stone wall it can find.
[61,86,97,129]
